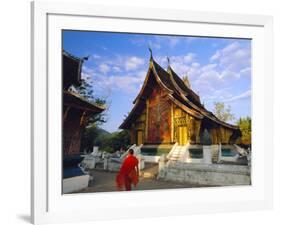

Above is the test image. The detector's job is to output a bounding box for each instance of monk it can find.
[116,149,139,191]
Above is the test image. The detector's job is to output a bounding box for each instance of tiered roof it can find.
[120,57,239,130]
[63,50,105,113]
[64,91,105,113]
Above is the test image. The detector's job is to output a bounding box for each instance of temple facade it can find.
[120,56,241,146]
[63,51,105,156]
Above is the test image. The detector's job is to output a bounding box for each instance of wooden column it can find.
[63,106,70,122]
[171,103,174,142]
[145,99,149,142]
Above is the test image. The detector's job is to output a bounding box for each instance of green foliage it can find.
[98,130,131,153]
[213,102,235,122]
[101,146,114,153]
[74,78,108,126]
[81,124,99,152]
[81,126,131,153]
[237,117,251,146]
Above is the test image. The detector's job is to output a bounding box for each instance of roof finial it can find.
[148,46,153,60]
[82,55,90,61]
[167,56,170,67]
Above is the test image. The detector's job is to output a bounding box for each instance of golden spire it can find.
[182,74,191,88]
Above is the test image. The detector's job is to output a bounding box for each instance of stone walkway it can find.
[72,169,212,194]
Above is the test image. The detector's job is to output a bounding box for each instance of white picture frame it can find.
[31,1,273,224]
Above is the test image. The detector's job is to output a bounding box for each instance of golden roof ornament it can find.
[182,74,191,88]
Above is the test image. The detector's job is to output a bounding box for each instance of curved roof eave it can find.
[64,91,106,113]
[178,92,239,129]
[133,59,173,104]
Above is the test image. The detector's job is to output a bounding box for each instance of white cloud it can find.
[152,42,250,102]
[148,40,161,50]
[220,69,240,79]
[240,67,251,77]
[82,66,94,75]
[184,53,196,63]
[224,90,251,102]
[210,41,251,72]
[130,37,146,46]
[90,54,146,74]
[99,63,110,74]
[153,36,181,48]
[91,54,100,59]
[151,36,183,49]
[82,40,251,110]
[131,35,196,50]
[189,41,251,100]
[82,57,147,96]
[81,72,92,81]
[222,42,240,54]
[167,37,180,48]
[124,56,145,71]
[201,63,217,72]
[112,66,121,73]
[153,53,197,78]
[191,62,200,68]
[210,52,220,61]
[92,71,145,94]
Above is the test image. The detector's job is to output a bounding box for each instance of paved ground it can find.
[73,166,213,193]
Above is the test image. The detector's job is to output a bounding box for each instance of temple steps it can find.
[168,145,189,162]
[212,151,219,163]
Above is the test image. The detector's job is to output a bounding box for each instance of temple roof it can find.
[167,66,201,106]
[120,57,239,130]
[63,50,105,114]
[64,91,105,113]
[63,50,83,90]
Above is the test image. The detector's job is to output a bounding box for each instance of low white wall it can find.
[107,161,121,172]
[219,155,239,162]
[82,156,101,169]
[158,162,250,186]
[143,155,161,163]
[63,174,90,194]
[185,158,204,163]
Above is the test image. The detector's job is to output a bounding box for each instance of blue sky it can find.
[63,31,251,133]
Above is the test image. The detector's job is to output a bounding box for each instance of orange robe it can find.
[116,155,139,191]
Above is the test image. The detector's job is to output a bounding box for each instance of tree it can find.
[74,78,108,126]
[213,102,235,122]
[70,77,108,152]
[237,117,251,146]
[98,130,131,153]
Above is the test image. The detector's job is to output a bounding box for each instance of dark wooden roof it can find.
[64,91,105,113]
[63,51,83,90]
[62,50,105,114]
[167,66,201,106]
[120,58,239,130]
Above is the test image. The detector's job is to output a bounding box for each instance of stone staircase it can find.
[233,144,248,156]
[212,149,219,163]
[167,144,189,162]
[120,144,143,160]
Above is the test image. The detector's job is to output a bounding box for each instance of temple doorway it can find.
[178,126,188,146]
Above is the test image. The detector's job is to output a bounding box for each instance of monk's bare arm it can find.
[136,164,139,176]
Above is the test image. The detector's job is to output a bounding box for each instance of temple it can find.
[119,56,241,147]
[63,51,105,156]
